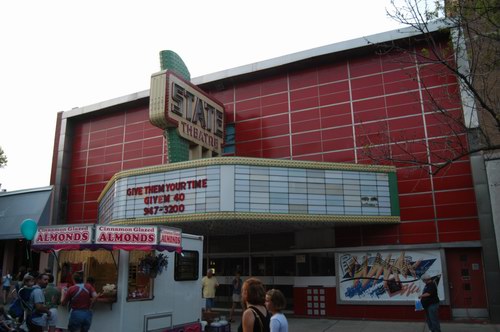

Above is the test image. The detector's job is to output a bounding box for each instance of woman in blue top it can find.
[265,289,288,332]
[1,272,12,305]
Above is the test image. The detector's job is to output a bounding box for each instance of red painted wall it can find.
[293,287,452,320]
[64,42,480,246]
[66,106,165,224]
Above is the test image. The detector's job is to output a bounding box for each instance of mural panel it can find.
[337,249,445,303]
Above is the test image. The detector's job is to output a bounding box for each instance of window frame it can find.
[174,250,200,281]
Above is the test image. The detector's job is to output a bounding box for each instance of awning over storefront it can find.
[31,224,183,253]
[0,186,53,240]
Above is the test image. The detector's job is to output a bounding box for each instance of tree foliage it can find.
[363,0,500,174]
[0,146,7,168]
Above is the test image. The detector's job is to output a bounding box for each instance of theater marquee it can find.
[149,70,225,154]
[97,157,400,235]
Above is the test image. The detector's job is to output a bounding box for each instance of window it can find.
[223,124,235,154]
[273,256,295,276]
[251,256,273,276]
[206,257,249,276]
[175,250,199,281]
[58,249,119,296]
[310,253,335,276]
[297,253,335,276]
[127,251,154,301]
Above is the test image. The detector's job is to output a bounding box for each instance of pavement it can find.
[6,301,500,331]
[282,318,500,332]
[220,313,500,332]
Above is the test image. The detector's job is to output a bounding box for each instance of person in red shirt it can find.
[61,273,98,332]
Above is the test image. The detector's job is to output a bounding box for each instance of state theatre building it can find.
[50,24,500,321]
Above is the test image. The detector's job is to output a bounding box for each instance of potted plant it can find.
[138,253,168,278]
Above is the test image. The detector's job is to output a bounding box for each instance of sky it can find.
[0,0,406,192]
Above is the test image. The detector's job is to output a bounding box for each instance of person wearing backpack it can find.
[8,274,34,325]
[27,273,52,332]
[61,272,98,332]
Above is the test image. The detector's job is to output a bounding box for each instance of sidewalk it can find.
[284,318,500,332]
[225,315,500,332]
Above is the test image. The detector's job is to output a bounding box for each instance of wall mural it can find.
[337,250,445,303]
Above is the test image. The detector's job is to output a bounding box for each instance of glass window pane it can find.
[251,257,272,276]
[310,253,335,276]
[128,251,154,301]
[273,256,295,276]
[175,250,199,281]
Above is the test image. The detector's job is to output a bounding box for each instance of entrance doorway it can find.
[445,248,488,319]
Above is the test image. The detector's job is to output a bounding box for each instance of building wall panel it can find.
[289,69,318,90]
[318,62,348,83]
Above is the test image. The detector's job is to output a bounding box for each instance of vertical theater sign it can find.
[149,70,225,156]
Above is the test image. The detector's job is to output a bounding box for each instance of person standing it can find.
[1,272,12,305]
[229,271,242,322]
[241,278,270,332]
[15,267,27,289]
[265,289,288,332]
[419,274,441,332]
[27,273,52,332]
[8,274,34,325]
[43,273,61,332]
[61,272,98,332]
[201,269,219,313]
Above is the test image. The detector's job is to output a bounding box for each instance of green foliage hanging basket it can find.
[138,253,168,278]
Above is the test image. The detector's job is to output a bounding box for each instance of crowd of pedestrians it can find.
[0,268,97,332]
[1,267,440,332]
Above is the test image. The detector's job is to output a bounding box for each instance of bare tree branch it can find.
[360,0,500,174]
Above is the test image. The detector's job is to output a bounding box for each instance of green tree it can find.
[0,146,6,167]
